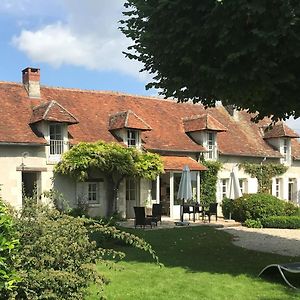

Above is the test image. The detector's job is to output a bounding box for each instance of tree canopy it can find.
[121,0,300,121]
[54,141,164,214]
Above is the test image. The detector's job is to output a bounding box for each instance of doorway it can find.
[160,173,170,216]
[126,178,140,218]
[22,172,40,204]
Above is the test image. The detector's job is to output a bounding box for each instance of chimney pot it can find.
[22,67,41,98]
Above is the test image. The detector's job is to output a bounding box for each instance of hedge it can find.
[222,193,299,222]
[262,216,300,229]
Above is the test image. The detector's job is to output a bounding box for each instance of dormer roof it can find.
[30,100,78,124]
[109,110,152,131]
[264,122,299,139]
[183,113,227,133]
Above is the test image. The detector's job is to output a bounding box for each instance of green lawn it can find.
[87,226,300,300]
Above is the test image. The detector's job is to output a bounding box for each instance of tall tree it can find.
[54,141,164,215]
[121,0,300,121]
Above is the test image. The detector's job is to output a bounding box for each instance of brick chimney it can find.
[22,67,40,98]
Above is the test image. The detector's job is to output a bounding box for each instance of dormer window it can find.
[50,123,64,155]
[108,110,152,149]
[127,129,139,148]
[183,114,226,161]
[29,100,78,163]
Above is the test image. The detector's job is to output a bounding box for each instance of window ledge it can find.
[88,203,101,207]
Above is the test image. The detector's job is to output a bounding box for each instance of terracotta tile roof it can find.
[263,122,299,139]
[0,81,299,159]
[30,100,78,124]
[109,110,152,131]
[162,156,207,171]
[183,114,227,132]
[0,82,46,144]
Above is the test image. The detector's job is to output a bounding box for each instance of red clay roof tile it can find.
[263,122,299,139]
[0,81,299,159]
[162,156,207,171]
[108,110,152,131]
[30,100,78,124]
[183,114,227,132]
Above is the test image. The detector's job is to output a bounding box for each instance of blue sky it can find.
[1,0,299,133]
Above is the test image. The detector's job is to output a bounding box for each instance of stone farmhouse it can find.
[1,67,300,219]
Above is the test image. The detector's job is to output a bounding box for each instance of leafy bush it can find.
[12,199,159,299]
[283,201,300,216]
[230,193,293,222]
[0,197,19,299]
[221,198,234,219]
[244,219,262,228]
[262,216,300,229]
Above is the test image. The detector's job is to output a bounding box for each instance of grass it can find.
[86,226,300,300]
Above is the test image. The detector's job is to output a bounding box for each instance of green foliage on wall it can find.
[54,140,164,214]
[240,162,287,193]
[200,160,222,207]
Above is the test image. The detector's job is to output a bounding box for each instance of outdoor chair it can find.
[258,262,300,289]
[147,203,162,226]
[194,203,203,220]
[203,202,218,222]
[182,204,194,221]
[134,206,154,229]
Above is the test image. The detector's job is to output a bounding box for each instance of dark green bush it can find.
[0,197,19,299]
[230,193,293,222]
[262,216,300,229]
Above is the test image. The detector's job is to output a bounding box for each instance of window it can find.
[49,123,64,155]
[239,179,246,194]
[288,178,296,202]
[151,180,157,201]
[127,130,139,148]
[126,178,137,202]
[282,138,291,165]
[275,178,281,197]
[88,182,98,203]
[221,179,228,199]
[206,132,217,160]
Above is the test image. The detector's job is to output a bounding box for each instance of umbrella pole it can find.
[181,199,184,222]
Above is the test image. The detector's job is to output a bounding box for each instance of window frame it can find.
[127,129,139,148]
[88,182,99,204]
[49,123,64,156]
[221,178,228,200]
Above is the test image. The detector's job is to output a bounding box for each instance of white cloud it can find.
[12,0,148,80]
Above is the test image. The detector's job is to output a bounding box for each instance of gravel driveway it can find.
[220,227,300,257]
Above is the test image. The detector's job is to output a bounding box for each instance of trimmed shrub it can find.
[262,216,300,229]
[230,193,293,222]
[244,219,263,228]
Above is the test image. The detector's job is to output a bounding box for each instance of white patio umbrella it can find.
[228,166,242,220]
[228,166,242,200]
[177,165,193,222]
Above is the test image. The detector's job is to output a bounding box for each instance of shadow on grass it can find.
[99,226,300,280]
